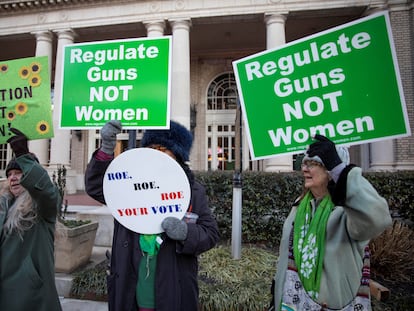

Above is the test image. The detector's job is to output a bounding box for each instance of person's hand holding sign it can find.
[161,217,188,241]
[100,120,122,155]
[306,134,342,170]
[7,128,29,157]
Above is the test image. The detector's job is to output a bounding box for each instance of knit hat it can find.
[6,158,21,177]
[302,146,350,166]
[5,153,39,177]
[141,121,193,162]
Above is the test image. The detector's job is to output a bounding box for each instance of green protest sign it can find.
[233,11,410,160]
[61,36,171,129]
[0,56,54,144]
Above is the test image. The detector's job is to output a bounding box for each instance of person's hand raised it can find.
[7,128,29,157]
[100,120,122,154]
[306,134,342,170]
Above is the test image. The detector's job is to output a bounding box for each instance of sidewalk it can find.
[60,297,108,311]
[57,192,109,311]
[64,191,102,207]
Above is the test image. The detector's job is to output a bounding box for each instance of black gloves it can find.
[100,120,122,154]
[7,128,29,157]
[306,134,342,170]
[161,217,188,241]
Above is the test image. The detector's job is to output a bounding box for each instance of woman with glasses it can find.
[270,134,392,311]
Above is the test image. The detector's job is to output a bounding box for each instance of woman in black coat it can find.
[85,120,219,311]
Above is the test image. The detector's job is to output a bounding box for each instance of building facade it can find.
[0,0,413,193]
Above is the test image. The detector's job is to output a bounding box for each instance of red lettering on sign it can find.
[161,191,184,200]
[117,207,149,216]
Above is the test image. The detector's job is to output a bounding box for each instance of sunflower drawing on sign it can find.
[0,56,54,143]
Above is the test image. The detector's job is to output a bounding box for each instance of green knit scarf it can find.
[293,191,333,299]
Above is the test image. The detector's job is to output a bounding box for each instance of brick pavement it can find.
[64,191,102,206]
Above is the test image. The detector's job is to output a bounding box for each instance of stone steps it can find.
[55,245,111,297]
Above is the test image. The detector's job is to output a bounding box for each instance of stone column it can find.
[169,19,191,129]
[144,20,165,37]
[369,141,395,171]
[263,14,292,172]
[29,31,53,165]
[49,29,74,168]
[365,7,395,171]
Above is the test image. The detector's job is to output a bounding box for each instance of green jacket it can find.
[0,154,62,311]
[273,166,392,310]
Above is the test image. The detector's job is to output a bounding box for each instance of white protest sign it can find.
[103,148,191,234]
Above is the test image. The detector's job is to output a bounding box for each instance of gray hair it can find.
[1,186,37,240]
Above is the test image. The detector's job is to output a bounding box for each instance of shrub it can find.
[196,171,234,241]
[370,220,414,282]
[195,170,414,249]
[370,221,414,310]
[70,260,108,301]
[195,171,302,249]
[364,171,414,224]
[198,245,277,311]
[70,245,278,311]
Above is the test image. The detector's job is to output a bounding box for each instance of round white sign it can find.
[103,148,191,234]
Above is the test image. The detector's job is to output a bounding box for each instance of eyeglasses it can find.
[301,161,323,170]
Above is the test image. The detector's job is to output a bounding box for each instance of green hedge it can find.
[194,170,414,249]
[364,171,414,221]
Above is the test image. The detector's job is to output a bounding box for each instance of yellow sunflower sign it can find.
[0,56,54,143]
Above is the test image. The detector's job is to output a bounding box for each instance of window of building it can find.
[206,72,239,171]
[207,124,236,171]
[0,143,9,177]
[207,72,238,110]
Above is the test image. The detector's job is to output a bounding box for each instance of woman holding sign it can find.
[270,135,391,311]
[85,120,219,311]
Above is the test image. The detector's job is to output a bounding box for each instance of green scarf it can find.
[293,191,333,299]
[139,234,161,256]
[137,234,162,308]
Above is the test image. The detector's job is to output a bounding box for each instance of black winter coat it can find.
[85,151,219,311]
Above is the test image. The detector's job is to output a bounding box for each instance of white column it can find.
[369,141,395,171]
[144,20,165,37]
[360,144,370,171]
[266,14,286,47]
[49,29,74,168]
[29,31,53,166]
[263,14,292,172]
[169,19,191,129]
